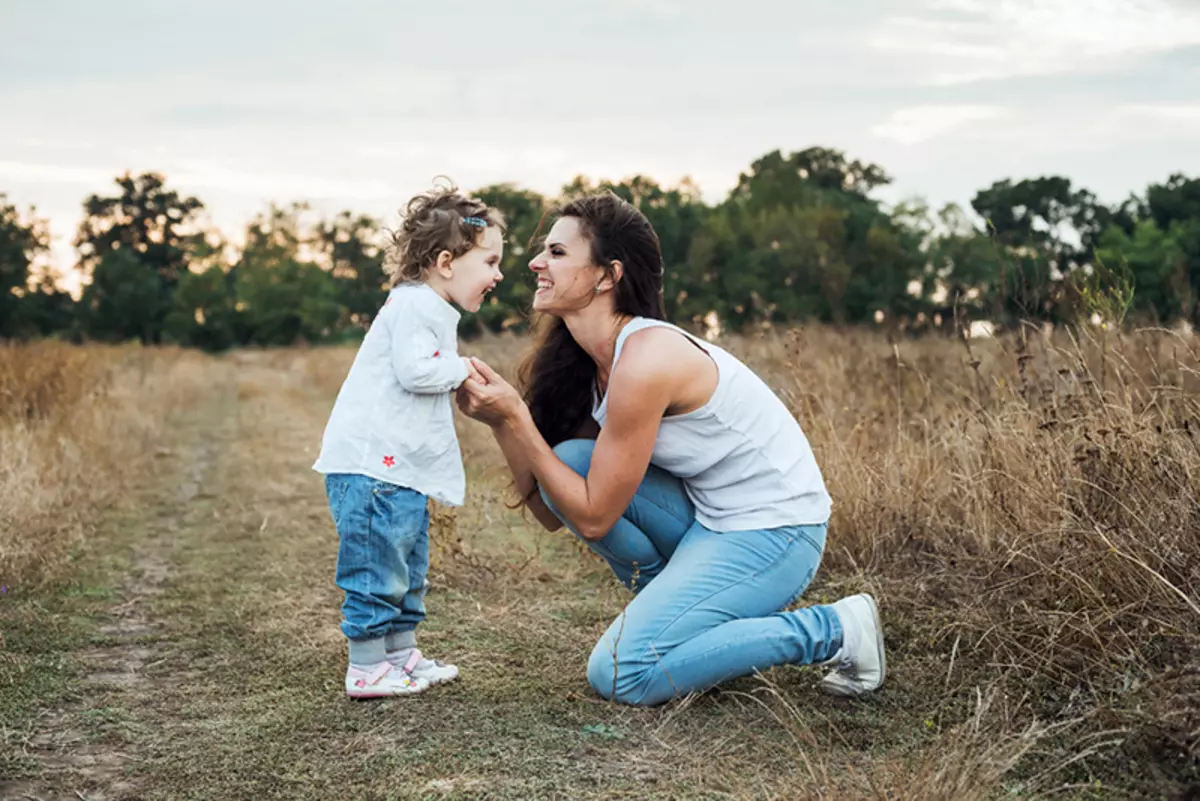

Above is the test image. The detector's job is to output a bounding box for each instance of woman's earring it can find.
[594,284,602,293]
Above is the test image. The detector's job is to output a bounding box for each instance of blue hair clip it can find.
[462,216,488,227]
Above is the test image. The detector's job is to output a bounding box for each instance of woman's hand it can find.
[455,358,526,428]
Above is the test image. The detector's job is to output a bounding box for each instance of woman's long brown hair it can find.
[517,191,667,449]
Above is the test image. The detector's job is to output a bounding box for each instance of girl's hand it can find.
[456,358,525,427]
[461,356,485,385]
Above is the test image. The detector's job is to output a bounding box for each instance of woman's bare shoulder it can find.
[613,326,708,387]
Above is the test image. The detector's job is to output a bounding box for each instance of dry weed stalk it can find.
[1,342,211,585]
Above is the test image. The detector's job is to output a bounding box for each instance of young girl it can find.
[313,184,504,698]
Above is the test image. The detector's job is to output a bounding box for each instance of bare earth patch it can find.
[1,368,233,801]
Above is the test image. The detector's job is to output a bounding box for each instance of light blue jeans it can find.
[543,439,843,707]
[326,474,429,657]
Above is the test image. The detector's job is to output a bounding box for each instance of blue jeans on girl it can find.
[326,474,429,664]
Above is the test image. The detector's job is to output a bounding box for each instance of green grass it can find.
[0,517,146,787]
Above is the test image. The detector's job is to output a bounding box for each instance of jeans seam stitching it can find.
[793,526,825,554]
[645,535,803,652]
[329,477,354,528]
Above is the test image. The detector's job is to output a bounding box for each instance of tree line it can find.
[2,147,1198,348]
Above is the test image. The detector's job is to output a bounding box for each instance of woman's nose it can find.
[529,254,545,272]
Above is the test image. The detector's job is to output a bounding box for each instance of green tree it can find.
[1096,220,1190,322]
[163,265,238,350]
[708,147,922,327]
[737,204,851,325]
[731,147,891,207]
[74,173,204,342]
[970,176,1118,322]
[233,205,341,346]
[0,196,49,338]
[972,177,1109,261]
[922,203,1007,328]
[17,269,77,338]
[1147,174,1200,230]
[1145,174,1200,323]
[315,211,387,335]
[80,249,165,342]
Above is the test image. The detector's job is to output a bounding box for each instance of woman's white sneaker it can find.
[345,661,429,699]
[820,593,886,697]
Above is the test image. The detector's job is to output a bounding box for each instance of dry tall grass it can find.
[424,323,1199,790]
[4,324,1197,794]
[0,341,210,587]
[750,324,1200,780]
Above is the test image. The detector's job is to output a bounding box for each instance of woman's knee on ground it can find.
[586,637,674,707]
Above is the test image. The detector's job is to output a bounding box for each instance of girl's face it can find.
[443,227,504,313]
[528,217,606,315]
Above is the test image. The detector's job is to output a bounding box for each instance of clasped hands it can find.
[456,356,524,427]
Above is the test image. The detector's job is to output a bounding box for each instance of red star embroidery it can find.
[382,456,395,468]
[433,350,440,357]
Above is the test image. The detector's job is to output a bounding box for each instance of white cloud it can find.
[871,0,1200,84]
[872,105,1010,145]
[2,1,1197,282]
[0,161,113,185]
[0,158,399,203]
[168,160,397,201]
[1119,103,1200,123]
[606,0,685,20]
[872,102,1200,158]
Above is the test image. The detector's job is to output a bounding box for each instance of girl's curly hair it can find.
[385,179,506,286]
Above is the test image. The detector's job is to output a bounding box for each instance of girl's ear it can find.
[434,249,454,279]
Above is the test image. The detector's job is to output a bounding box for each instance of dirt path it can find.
[2,353,964,801]
[1,367,236,801]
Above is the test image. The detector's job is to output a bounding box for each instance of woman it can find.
[457,192,885,707]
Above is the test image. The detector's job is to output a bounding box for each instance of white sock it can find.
[387,646,418,665]
[384,630,416,652]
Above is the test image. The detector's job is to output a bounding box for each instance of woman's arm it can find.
[459,331,704,540]
[510,375,667,540]
[461,383,599,532]
[491,421,564,531]
[467,344,675,541]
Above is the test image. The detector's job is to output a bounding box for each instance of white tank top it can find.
[592,318,832,532]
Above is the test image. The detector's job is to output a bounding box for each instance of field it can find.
[1,326,1197,800]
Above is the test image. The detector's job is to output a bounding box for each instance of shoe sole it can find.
[346,689,426,700]
[346,680,430,700]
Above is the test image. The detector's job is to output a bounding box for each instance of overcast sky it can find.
[2,0,1198,281]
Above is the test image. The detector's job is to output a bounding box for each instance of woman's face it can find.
[529,216,606,315]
